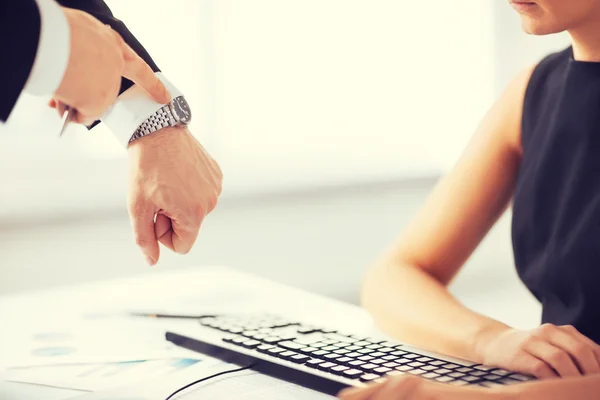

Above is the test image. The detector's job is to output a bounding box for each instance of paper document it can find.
[69,362,335,400]
[5,358,215,392]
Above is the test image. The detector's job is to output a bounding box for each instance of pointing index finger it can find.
[120,42,171,104]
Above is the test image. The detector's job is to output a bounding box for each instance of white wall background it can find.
[0,0,495,222]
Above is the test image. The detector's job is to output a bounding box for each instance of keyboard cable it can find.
[164,363,256,400]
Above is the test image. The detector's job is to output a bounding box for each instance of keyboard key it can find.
[449,372,466,378]
[346,345,362,351]
[457,367,473,373]
[396,365,413,372]
[404,353,420,359]
[379,342,398,347]
[267,347,286,355]
[264,336,283,344]
[346,352,363,358]
[429,360,445,366]
[470,371,487,377]
[331,365,350,374]
[323,345,340,351]
[391,350,407,356]
[435,376,455,383]
[396,358,413,364]
[417,357,433,362]
[279,341,305,350]
[257,344,275,353]
[360,373,380,382]
[306,358,325,367]
[366,344,383,350]
[253,333,267,341]
[386,371,405,377]
[358,355,375,361]
[349,360,366,367]
[337,357,354,364]
[484,374,501,381]
[289,354,310,363]
[371,359,388,365]
[280,351,297,359]
[382,355,398,361]
[383,362,400,368]
[242,330,259,337]
[450,380,469,386]
[462,376,481,383]
[474,365,495,371]
[421,365,437,371]
[408,362,425,368]
[408,369,426,375]
[312,342,328,348]
[241,339,261,349]
[435,369,452,375]
[422,372,440,379]
[374,367,392,374]
[371,352,386,358]
[508,373,534,382]
[299,347,317,354]
[297,326,319,334]
[316,362,338,371]
[312,350,329,357]
[491,369,512,376]
[325,334,357,344]
[322,339,339,345]
[324,353,342,360]
[334,349,351,355]
[379,347,395,353]
[343,369,364,378]
[232,336,247,345]
[361,363,379,372]
[443,364,460,370]
[358,349,374,354]
[354,341,371,347]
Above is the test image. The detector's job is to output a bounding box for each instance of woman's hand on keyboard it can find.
[476,324,600,379]
[337,375,488,400]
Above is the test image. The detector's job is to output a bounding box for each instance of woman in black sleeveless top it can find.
[339,1,600,400]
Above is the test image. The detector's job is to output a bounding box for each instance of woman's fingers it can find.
[515,352,558,379]
[542,327,600,375]
[524,337,581,378]
[559,325,600,368]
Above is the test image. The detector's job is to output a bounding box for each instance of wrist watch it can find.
[129,96,192,143]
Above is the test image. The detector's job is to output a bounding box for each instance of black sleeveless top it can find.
[512,47,600,343]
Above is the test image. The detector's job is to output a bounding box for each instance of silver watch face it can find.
[171,96,191,124]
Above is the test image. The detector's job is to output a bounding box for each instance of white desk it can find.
[0,266,379,399]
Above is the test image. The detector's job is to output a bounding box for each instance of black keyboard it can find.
[166,314,534,395]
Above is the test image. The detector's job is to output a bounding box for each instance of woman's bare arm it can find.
[362,66,533,362]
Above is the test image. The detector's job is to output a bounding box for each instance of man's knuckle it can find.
[135,236,151,247]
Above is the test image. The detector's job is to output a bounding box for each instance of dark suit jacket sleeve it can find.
[0,0,42,123]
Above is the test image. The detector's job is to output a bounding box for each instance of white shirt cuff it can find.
[101,73,184,148]
[24,0,70,96]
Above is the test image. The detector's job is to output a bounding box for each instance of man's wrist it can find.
[128,126,189,150]
[101,73,184,149]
